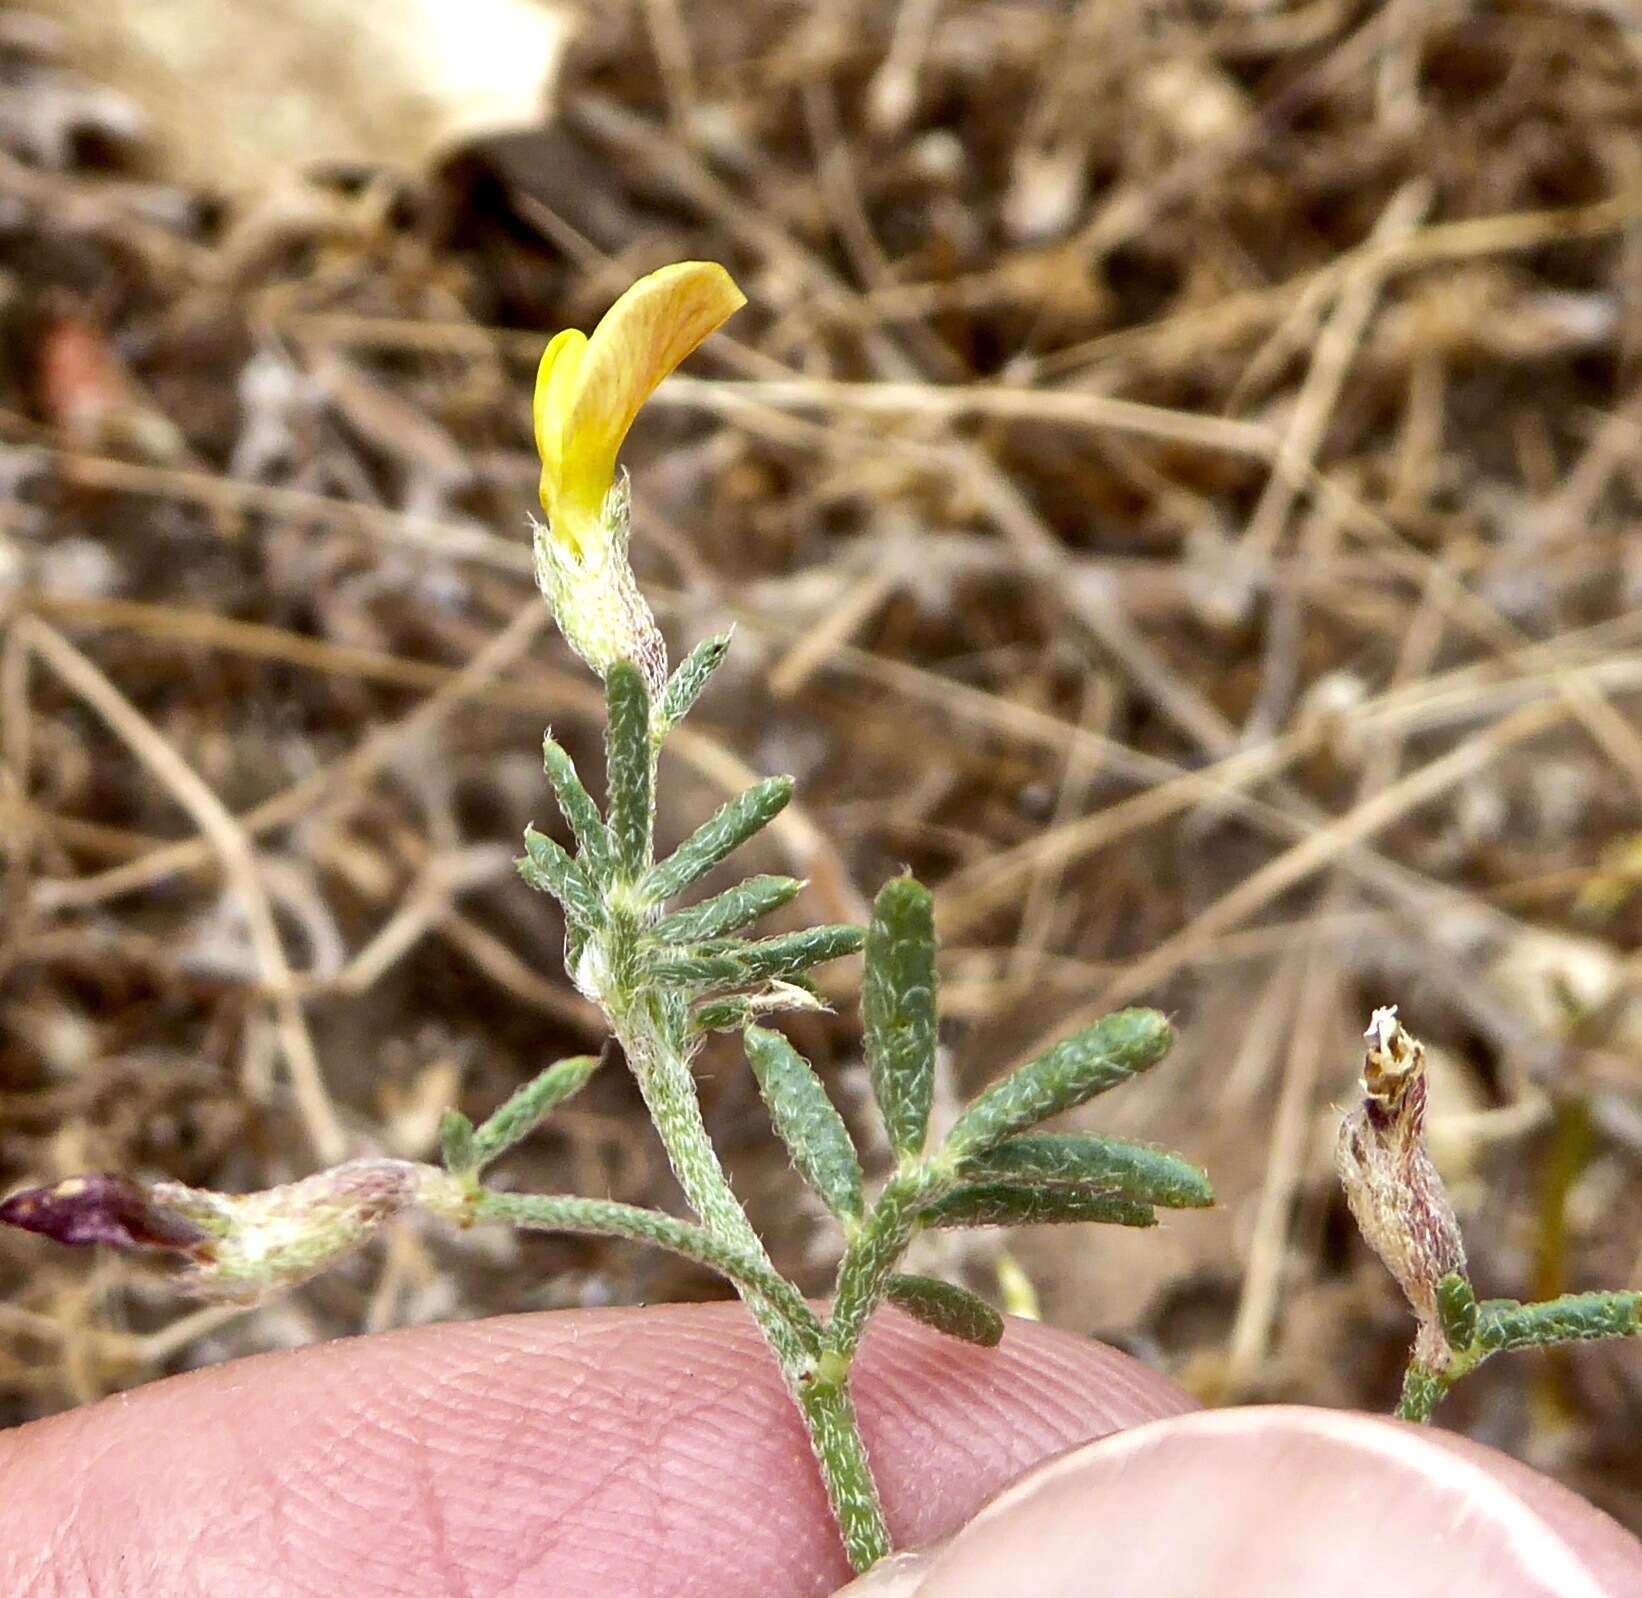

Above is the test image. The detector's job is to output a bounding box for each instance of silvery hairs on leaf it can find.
[1336,1006,1467,1367]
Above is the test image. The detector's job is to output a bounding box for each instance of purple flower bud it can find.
[1337,1007,1468,1368]
[0,1174,210,1255]
[3,1161,432,1303]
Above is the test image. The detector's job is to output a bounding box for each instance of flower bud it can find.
[1,1160,428,1303]
[1336,1006,1468,1368]
[0,1174,211,1254]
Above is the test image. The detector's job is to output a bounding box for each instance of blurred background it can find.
[2,0,1641,1535]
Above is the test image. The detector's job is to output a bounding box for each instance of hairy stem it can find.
[1396,1360,1452,1422]
[799,1374,893,1571]
[612,993,767,1248]
[604,983,893,1567]
[828,1168,945,1363]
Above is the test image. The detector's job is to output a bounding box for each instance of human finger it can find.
[834,1404,1642,1597]
[0,1301,1196,1597]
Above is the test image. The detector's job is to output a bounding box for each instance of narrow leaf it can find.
[439,1109,477,1176]
[471,1055,601,1166]
[649,926,862,991]
[1477,1291,1642,1353]
[473,1190,821,1350]
[960,1134,1212,1209]
[732,925,862,983]
[944,1009,1173,1160]
[648,948,749,988]
[542,734,615,882]
[642,776,793,905]
[658,632,732,728]
[654,875,805,944]
[604,663,653,879]
[519,827,605,930]
[1437,1273,1478,1349]
[862,875,938,1159]
[885,1274,1003,1347]
[745,1025,864,1223]
[920,1182,1155,1230]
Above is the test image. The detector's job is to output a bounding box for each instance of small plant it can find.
[1337,1006,1640,1423]
[0,263,1212,1574]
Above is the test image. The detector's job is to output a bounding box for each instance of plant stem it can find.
[606,984,894,1568]
[585,663,894,1571]
[613,993,765,1245]
[829,1168,943,1362]
[799,1374,893,1571]
[1396,1360,1451,1422]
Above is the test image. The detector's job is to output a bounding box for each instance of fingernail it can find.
[830,1548,939,1595]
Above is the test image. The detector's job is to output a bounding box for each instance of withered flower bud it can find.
[1336,1007,1468,1369]
[0,1174,211,1254]
[1,1160,428,1303]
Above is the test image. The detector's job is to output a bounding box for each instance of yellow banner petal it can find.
[558,262,746,528]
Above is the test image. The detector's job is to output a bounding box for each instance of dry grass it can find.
[2,0,1641,1530]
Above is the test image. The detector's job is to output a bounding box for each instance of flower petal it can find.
[559,261,745,528]
[533,327,587,523]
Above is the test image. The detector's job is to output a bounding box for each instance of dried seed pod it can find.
[1336,1007,1468,1368]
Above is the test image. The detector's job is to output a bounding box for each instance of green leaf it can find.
[542,734,615,883]
[642,777,793,906]
[944,1009,1174,1160]
[650,925,862,991]
[960,1134,1212,1209]
[732,925,863,983]
[1437,1274,1478,1349]
[744,1025,864,1223]
[471,1055,601,1167]
[473,1189,822,1352]
[653,875,805,944]
[885,1274,1003,1347]
[658,632,732,728]
[519,827,605,930]
[648,949,750,988]
[439,1108,477,1176]
[604,663,653,880]
[692,996,755,1033]
[1476,1291,1642,1353]
[862,876,938,1160]
[920,1182,1156,1230]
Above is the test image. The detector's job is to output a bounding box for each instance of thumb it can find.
[836,1405,1642,1597]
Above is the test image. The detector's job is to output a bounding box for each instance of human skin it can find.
[0,1302,1637,1597]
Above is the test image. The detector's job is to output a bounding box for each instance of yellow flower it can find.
[533,261,746,560]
